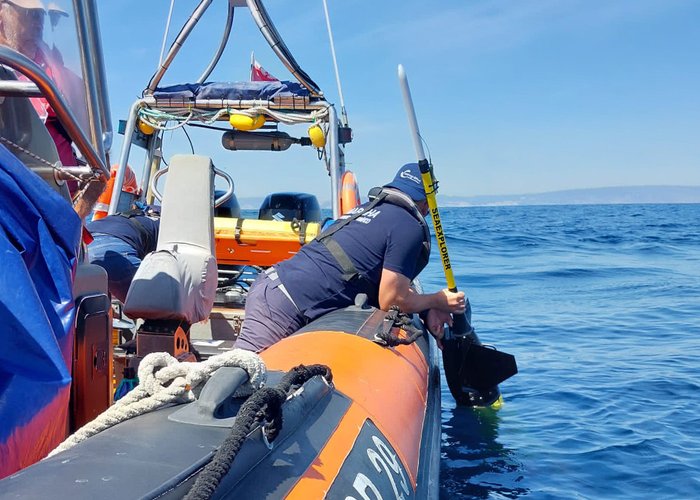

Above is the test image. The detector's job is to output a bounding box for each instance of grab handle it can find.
[150,165,234,207]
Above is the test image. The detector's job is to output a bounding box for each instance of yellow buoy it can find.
[138,119,155,136]
[308,124,326,148]
[229,114,265,131]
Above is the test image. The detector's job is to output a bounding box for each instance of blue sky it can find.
[98,0,700,200]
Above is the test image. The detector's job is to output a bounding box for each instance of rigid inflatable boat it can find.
[0,1,515,498]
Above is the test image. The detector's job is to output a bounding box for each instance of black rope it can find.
[374,306,424,346]
[184,364,332,500]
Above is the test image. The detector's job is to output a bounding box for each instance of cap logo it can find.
[399,169,421,185]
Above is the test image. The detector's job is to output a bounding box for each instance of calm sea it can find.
[425,204,700,499]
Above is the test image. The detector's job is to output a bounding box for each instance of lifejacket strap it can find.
[315,193,386,243]
[321,237,360,281]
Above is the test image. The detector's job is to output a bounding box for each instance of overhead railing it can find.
[246,0,323,97]
[196,2,236,84]
[146,0,215,94]
[118,0,347,219]
[75,0,113,156]
[146,0,324,99]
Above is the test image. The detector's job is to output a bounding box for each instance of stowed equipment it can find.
[398,64,517,407]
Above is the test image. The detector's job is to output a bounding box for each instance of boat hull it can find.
[0,307,441,498]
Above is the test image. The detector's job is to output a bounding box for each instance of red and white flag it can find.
[250,53,279,82]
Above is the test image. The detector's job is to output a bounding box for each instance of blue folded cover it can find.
[153,80,310,101]
[0,144,80,475]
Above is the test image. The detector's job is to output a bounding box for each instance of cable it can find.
[322,0,348,126]
[183,126,195,154]
[188,123,235,133]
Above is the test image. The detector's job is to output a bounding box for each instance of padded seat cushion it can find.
[124,248,217,323]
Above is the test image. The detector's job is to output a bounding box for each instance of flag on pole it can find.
[250,52,279,82]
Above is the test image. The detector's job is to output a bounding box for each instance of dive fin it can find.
[458,343,518,391]
[441,313,518,407]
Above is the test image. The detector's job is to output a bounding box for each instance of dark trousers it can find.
[87,234,141,303]
[234,271,306,352]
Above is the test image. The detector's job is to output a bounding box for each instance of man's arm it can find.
[378,268,466,314]
[73,177,106,220]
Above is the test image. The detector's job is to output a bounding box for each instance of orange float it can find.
[339,170,361,215]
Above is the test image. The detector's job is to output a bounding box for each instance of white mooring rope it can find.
[48,349,266,457]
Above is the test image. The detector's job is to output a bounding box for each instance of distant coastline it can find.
[235,186,700,209]
[437,186,700,207]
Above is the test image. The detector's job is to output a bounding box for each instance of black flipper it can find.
[441,304,518,407]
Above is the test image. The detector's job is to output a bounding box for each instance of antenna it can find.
[322,0,348,126]
[159,0,176,67]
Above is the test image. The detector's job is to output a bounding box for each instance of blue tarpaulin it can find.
[153,80,310,101]
[0,144,81,477]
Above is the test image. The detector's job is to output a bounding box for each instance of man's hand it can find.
[425,308,453,350]
[437,288,466,314]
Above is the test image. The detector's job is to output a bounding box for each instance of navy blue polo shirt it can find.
[87,213,160,258]
[276,202,426,321]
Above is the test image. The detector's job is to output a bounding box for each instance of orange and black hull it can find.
[0,306,441,498]
[261,328,440,497]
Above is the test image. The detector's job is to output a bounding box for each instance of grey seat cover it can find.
[124,154,217,324]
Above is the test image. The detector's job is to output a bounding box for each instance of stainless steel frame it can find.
[246,0,322,97]
[117,0,347,219]
[0,46,108,178]
[146,0,214,94]
[0,0,112,179]
[109,99,145,214]
[76,0,113,155]
[196,2,236,84]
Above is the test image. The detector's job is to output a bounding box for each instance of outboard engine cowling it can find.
[214,189,241,218]
[258,192,321,222]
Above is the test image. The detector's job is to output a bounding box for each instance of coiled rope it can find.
[48,349,266,457]
[138,104,329,131]
[184,364,332,500]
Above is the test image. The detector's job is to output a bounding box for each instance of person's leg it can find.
[87,235,141,302]
[234,273,305,352]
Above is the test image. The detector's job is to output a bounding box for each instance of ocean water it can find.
[424,204,700,499]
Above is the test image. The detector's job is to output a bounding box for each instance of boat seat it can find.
[124,154,217,324]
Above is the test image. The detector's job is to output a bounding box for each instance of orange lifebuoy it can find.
[339,170,361,215]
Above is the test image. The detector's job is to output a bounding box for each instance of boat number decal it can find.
[327,419,414,499]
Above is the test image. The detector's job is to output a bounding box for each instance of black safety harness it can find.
[314,187,431,300]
